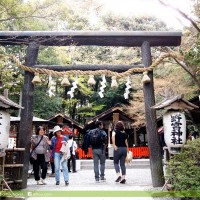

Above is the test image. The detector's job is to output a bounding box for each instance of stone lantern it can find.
[152,95,198,154]
[0,90,23,157]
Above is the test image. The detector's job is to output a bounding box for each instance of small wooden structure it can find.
[84,104,134,144]
[152,94,199,111]
[48,113,83,146]
[9,116,49,148]
[48,113,83,133]
[0,91,25,190]
[83,104,150,159]
[152,95,199,155]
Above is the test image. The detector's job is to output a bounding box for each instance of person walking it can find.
[89,121,107,183]
[50,125,70,186]
[30,126,51,185]
[67,135,78,173]
[112,121,129,184]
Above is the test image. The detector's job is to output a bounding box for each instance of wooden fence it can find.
[0,148,25,190]
[76,146,149,159]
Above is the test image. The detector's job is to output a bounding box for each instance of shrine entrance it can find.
[0,31,182,188]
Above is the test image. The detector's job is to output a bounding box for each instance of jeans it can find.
[54,152,69,182]
[113,147,127,176]
[92,148,106,180]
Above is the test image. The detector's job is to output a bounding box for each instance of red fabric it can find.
[55,136,63,153]
[62,127,73,135]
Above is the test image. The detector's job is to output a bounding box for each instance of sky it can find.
[95,0,193,29]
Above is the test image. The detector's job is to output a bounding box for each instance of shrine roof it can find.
[152,95,199,110]
[0,95,23,110]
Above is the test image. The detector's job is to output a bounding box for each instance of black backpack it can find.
[89,128,104,148]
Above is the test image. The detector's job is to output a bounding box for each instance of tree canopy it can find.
[0,0,198,127]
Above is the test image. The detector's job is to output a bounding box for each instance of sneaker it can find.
[65,181,69,186]
[115,176,122,182]
[100,177,106,182]
[37,180,44,185]
[120,179,126,184]
[41,179,46,185]
[56,181,60,185]
[95,179,100,183]
[49,173,55,177]
[72,171,77,173]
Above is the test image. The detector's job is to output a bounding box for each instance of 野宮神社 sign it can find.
[163,111,186,154]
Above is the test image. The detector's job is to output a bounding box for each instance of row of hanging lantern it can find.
[32,72,151,99]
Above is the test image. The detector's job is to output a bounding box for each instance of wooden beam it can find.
[34,64,144,72]
[0,31,182,47]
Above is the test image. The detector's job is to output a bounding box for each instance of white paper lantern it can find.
[0,111,10,153]
[163,111,186,154]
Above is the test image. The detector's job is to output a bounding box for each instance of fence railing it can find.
[76,146,149,159]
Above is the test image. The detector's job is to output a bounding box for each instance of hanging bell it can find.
[88,75,96,86]
[32,73,41,84]
[111,76,118,88]
[142,71,151,84]
[61,75,70,86]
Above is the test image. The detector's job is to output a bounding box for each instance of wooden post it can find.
[133,127,137,146]
[141,41,165,187]
[17,42,39,189]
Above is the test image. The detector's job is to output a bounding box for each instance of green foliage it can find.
[101,14,169,31]
[184,33,200,70]
[33,85,63,119]
[167,138,200,192]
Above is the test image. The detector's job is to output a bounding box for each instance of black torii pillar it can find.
[141,41,165,187]
[17,42,39,189]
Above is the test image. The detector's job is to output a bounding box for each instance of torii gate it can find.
[0,31,182,188]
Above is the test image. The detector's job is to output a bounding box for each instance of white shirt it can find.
[67,139,78,155]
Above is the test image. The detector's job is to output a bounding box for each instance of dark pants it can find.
[113,147,127,176]
[51,161,55,174]
[67,154,76,172]
[33,154,48,181]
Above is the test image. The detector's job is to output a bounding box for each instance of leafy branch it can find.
[158,0,200,32]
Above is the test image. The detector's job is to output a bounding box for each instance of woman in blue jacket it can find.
[51,125,69,186]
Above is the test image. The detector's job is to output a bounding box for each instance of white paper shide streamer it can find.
[48,75,55,97]
[98,75,107,98]
[124,76,131,99]
[67,75,78,98]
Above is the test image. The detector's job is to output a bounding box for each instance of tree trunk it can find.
[141,41,165,187]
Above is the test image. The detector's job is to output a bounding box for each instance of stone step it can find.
[79,159,150,169]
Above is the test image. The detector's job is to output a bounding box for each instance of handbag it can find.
[125,151,133,164]
[29,136,43,164]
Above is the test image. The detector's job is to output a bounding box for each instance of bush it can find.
[166,138,200,198]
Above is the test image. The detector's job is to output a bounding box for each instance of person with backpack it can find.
[67,135,78,173]
[112,121,129,184]
[88,121,107,183]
